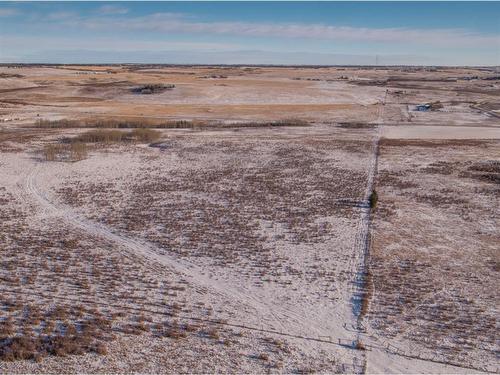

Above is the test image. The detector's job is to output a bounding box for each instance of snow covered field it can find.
[0,65,498,373]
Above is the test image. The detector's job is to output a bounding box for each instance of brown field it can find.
[0,65,499,374]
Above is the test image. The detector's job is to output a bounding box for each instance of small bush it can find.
[205,327,220,340]
[256,352,269,361]
[164,328,187,339]
[430,101,444,110]
[131,84,175,94]
[183,323,198,333]
[355,340,366,351]
[94,343,107,355]
[369,190,378,209]
[0,317,15,336]
[0,335,40,361]
[74,130,125,143]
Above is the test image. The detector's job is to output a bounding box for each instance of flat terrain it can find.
[0,65,498,374]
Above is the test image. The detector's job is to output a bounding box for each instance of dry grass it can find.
[370,140,499,368]
[379,138,491,148]
[359,270,373,320]
[43,144,59,161]
[0,185,218,363]
[0,129,42,152]
[69,142,88,161]
[43,143,88,162]
[71,129,161,143]
[41,129,162,161]
[72,129,127,143]
[0,323,111,361]
[33,118,309,130]
[338,122,376,129]
[130,128,161,142]
[35,118,192,129]
[55,135,369,289]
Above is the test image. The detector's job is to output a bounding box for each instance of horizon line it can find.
[1,63,499,68]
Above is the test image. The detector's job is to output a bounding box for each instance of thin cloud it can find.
[69,13,500,48]
[96,5,129,15]
[0,8,18,17]
[47,11,78,21]
[8,10,497,48]
[1,35,238,52]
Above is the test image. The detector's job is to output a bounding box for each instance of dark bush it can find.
[369,190,378,209]
[131,84,175,94]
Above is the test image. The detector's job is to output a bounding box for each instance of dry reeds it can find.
[70,142,88,161]
[130,128,161,142]
[70,129,161,143]
[35,118,193,129]
[43,144,59,161]
[43,143,88,162]
[34,118,309,130]
[73,130,125,143]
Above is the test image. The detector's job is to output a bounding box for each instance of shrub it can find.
[131,84,175,94]
[256,352,269,361]
[0,317,15,336]
[369,190,378,209]
[164,328,187,339]
[205,327,220,340]
[430,101,444,110]
[0,335,40,361]
[183,323,198,333]
[355,340,366,351]
[94,343,108,355]
[74,130,125,143]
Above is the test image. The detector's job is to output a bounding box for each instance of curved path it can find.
[25,164,289,329]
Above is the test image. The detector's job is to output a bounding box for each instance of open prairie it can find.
[0,65,499,374]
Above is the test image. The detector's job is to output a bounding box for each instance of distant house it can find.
[416,104,431,112]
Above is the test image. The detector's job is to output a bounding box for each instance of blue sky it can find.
[0,1,499,65]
